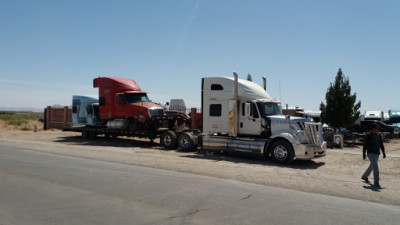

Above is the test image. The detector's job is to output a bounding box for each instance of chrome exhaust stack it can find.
[262,76,267,91]
[233,72,239,137]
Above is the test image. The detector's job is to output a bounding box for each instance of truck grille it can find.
[148,108,165,117]
[297,122,323,145]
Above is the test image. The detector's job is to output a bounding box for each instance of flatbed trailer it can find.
[64,112,190,140]
[63,126,169,140]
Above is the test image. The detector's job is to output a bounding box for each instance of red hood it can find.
[125,102,165,119]
[130,102,163,109]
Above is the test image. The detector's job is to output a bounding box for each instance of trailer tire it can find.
[82,130,89,139]
[161,130,178,150]
[270,140,294,164]
[82,130,96,139]
[178,132,195,151]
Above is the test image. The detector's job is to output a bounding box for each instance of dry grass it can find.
[0,115,44,131]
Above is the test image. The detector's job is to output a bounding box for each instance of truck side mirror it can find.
[245,103,251,117]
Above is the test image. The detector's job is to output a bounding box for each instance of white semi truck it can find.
[160,72,326,164]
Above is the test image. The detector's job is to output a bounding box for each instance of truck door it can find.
[115,93,125,118]
[86,104,99,126]
[239,102,262,136]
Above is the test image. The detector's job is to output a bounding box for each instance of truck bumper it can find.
[294,141,327,160]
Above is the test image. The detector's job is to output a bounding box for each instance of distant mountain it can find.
[0,107,44,112]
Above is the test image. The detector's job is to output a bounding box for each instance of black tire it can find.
[178,132,195,151]
[344,130,354,141]
[82,130,88,139]
[82,130,96,139]
[160,130,178,150]
[105,133,118,139]
[269,140,294,164]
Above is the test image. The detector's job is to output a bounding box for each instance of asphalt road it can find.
[1,144,399,225]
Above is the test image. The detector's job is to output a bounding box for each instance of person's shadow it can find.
[363,183,384,192]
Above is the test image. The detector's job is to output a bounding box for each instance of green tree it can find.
[320,68,361,131]
[246,73,252,82]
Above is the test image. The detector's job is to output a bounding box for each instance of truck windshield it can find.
[125,93,150,103]
[257,102,283,117]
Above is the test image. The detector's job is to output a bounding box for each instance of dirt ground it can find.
[1,123,400,207]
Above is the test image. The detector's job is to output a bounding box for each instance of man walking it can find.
[362,123,386,188]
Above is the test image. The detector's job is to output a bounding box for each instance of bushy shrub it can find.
[0,114,38,126]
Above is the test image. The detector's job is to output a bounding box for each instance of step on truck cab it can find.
[161,72,326,164]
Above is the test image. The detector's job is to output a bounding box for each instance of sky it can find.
[0,0,399,113]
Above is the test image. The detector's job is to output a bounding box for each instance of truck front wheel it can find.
[161,130,178,150]
[270,140,294,164]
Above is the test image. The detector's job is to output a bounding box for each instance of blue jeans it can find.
[363,153,380,183]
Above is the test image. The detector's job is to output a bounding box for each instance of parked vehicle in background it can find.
[304,110,321,123]
[389,109,400,124]
[364,111,383,121]
[383,112,390,122]
[346,120,397,142]
[167,99,186,113]
[72,95,99,126]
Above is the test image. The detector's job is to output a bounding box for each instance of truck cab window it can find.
[99,97,105,106]
[251,103,259,118]
[86,105,93,115]
[210,104,222,117]
[211,84,223,90]
[125,93,150,103]
[257,102,283,117]
[72,105,78,114]
[118,94,125,105]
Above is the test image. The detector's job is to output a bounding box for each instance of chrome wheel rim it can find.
[163,135,172,146]
[274,145,288,161]
[180,136,189,148]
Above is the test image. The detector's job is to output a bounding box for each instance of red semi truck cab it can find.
[93,77,165,124]
[65,77,190,141]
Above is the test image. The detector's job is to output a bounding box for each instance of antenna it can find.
[279,80,282,103]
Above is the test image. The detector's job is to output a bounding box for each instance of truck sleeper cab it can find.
[161,73,326,164]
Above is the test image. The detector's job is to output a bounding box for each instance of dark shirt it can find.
[363,132,385,155]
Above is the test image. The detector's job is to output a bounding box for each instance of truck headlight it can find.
[148,107,165,118]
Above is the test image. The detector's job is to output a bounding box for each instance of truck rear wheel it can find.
[270,140,294,164]
[178,132,195,151]
[82,130,96,139]
[161,130,178,150]
[82,130,88,139]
